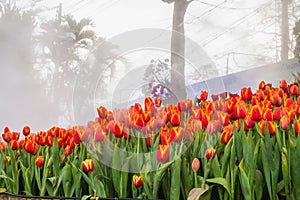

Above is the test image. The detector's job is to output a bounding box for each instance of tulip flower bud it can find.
[280,115,290,130]
[205,148,216,159]
[36,156,44,167]
[155,98,162,107]
[4,156,11,164]
[82,159,95,173]
[192,158,200,171]
[132,175,143,188]
[22,126,30,136]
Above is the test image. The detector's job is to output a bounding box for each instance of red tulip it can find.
[0,142,7,151]
[280,115,290,130]
[199,91,208,101]
[250,105,262,121]
[142,110,151,123]
[225,98,235,113]
[192,158,200,171]
[295,119,300,135]
[233,120,241,132]
[160,127,172,145]
[94,129,104,142]
[171,126,183,142]
[22,126,30,136]
[97,106,107,119]
[280,80,288,90]
[36,156,44,167]
[9,140,18,150]
[144,97,154,111]
[82,159,95,173]
[178,99,192,111]
[241,87,252,101]
[48,126,60,137]
[2,131,11,143]
[258,120,276,136]
[64,145,72,156]
[19,140,25,149]
[263,109,273,121]
[201,110,212,127]
[170,111,180,126]
[156,145,170,163]
[25,141,38,155]
[289,84,299,96]
[11,132,19,141]
[3,127,10,134]
[236,102,247,119]
[205,148,216,159]
[259,81,265,90]
[132,175,143,188]
[206,120,221,135]
[270,92,282,106]
[146,133,157,147]
[220,124,233,144]
[114,122,124,138]
[273,107,282,120]
[155,98,162,107]
[211,94,219,101]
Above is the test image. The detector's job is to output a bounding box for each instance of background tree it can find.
[161,0,195,102]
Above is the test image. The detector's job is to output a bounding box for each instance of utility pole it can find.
[281,0,291,61]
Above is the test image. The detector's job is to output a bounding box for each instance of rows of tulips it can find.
[0,79,300,199]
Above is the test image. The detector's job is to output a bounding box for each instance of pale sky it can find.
[38,0,278,75]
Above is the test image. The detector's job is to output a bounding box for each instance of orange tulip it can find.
[156,144,170,163]
[82,159,95,173]
[132,175,143,188]
[192,158,200,171]
[0,142,6,151]
[36,156,44,167]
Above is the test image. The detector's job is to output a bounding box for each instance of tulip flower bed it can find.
[0,79,300,200]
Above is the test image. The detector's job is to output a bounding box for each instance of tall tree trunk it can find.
[170,0,188,103]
